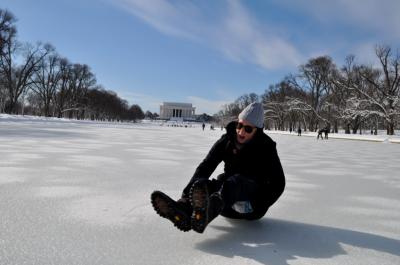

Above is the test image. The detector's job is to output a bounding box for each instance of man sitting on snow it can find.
[151,102,286,233]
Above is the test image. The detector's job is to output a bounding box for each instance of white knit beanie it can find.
[238,102,264,128]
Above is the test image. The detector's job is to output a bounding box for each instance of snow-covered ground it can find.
[1,114,399,265]
[266,129,400,144]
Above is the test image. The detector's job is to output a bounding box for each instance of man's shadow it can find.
[195,218,400,265]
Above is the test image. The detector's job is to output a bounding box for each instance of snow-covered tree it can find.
[337,46,400,135]
[289,56,337,131]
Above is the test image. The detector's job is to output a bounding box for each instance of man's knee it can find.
[219,174,257,207]
[208,178,223,193]
[220,179,236,206]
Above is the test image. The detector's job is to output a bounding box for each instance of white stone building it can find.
[159,102,195,121]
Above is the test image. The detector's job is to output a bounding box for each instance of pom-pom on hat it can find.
[238,102,264,128]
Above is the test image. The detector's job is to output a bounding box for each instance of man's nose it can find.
[238,128,246,136]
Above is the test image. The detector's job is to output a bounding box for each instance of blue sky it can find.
[2,0,399,114]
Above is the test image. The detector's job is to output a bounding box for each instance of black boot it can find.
[151,191,192,232]
[190,180,224,233]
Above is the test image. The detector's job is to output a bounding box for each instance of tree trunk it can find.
[5,98,19,114]
[387,123,394,135]
[345,124,350,134]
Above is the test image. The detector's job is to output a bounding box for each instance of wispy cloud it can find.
[349,42,381,68]
[279,0,400,41]
[117,90,231,114]
[187,96,232,115]
[113,0,204,41]
[111,0,303,70]
[214,0,302,69]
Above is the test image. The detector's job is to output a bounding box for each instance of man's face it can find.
[236,119,257,144]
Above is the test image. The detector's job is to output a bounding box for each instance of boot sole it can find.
[190,181,209,233]
[151,191,191,232]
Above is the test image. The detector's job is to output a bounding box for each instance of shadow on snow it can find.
[196,218,400,265]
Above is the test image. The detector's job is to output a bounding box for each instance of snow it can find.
[0,114,399,265]
[266,129,400,144]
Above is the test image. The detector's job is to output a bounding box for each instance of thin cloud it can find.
[110,0,303,70]
[349,43,381,68]
[214,0,302,69]
[117,91,227,115]
[187,96,232,115]
[279,0,400,41]
[112,0,200,40]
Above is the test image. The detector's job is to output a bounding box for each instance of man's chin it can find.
[237,136,247,144]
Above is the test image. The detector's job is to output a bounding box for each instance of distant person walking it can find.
[317,129,323,140]
[324,128,329,139]
[297,127,302,136]
[317,127,329,140]
[202,123,205,131]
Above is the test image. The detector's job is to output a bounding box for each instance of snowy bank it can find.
[266,129,400,144]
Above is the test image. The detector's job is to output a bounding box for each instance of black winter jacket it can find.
[183,121,285,217]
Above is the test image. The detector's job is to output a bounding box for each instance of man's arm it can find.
[263,146,286,207]
[181,136,226,198]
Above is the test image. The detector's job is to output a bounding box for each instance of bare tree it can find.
[0,40,52,114]
[145,111,159,120]
[29,47,62,116]
[0,9,16,56]
[1,8,148,121]
[127,104,145,122]
[86,87,130,121]
[53,58,71,118]
[219,102,240,119]
[262,80,309,131]
[235,93,260,109]
[25,92,42,115]
[62,63,96,119]
[0,9,17,113]
[290,56,337,131]
[374,45,400,134]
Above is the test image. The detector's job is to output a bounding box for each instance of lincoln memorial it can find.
[159,102,196,121]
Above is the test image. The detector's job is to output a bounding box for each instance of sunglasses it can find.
[236,122,255,133]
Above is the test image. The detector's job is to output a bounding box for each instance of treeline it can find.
[0,9,155,122]
[217,46,400,135]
